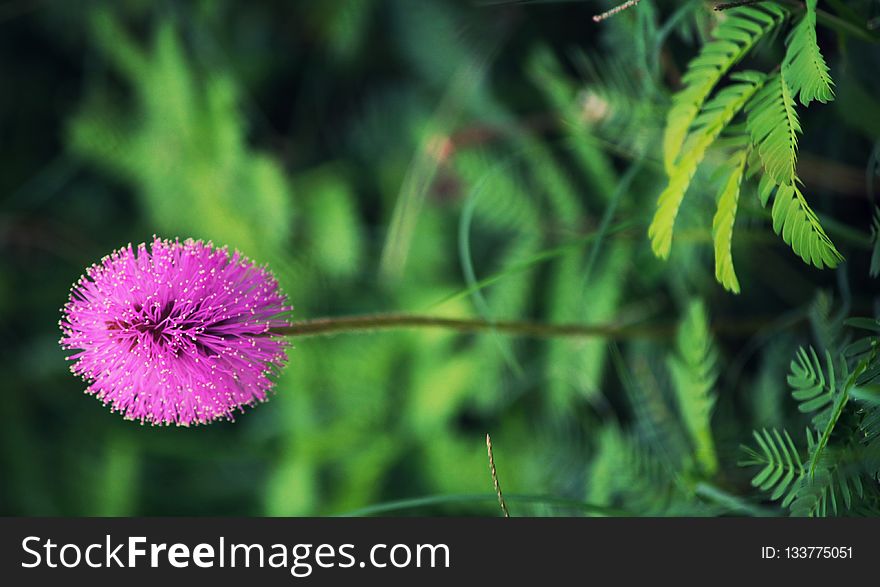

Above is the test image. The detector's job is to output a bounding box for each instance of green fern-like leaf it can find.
[862,408,880,444]
[790,440,875,517]
[787,346,836,427]
[746,73,801,186]
[650,72,766,258]
[587,427,681,515]
[790,467,857,517]
[769,183,843,269]
[663,3,786,173]
[740,428,805,505]
[782,0,834,106]
[712,149,748,293]
[808,291,846,356]
[744,72,841,268]
[756,172,776,207]
[668,300,719,475]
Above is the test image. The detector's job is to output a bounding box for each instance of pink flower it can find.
[59,237,291,426]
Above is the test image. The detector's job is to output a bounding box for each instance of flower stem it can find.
[272,313,670,340]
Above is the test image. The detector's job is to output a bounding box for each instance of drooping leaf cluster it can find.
[652,1,842,293]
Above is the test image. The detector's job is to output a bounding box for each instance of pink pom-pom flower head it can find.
[59,237,292,426]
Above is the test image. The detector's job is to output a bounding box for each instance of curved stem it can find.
[272,313,670,340]
[694,482,779,517]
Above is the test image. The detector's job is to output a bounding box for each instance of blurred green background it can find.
[1,0,878,516]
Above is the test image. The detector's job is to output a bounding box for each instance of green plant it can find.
[651,1,843,292]
[740,317,880,516]
[5,0,879,520]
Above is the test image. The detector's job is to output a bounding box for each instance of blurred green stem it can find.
[273,313,785,340]
[338,493,631,517]
[274,313,668,340]
[694,482,778,517]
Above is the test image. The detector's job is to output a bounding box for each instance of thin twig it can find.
[486,434,510,518]
[593,0,641,23]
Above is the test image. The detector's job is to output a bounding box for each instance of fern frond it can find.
[844,324,880,447]
[787,346,836,427]
[808,291,847,355]
[790,441,877,517]
[663,3,786,173]
[587,426,680,515]
[740,428,805,505]
[843,319,880,364]
[744,70,842,269]
[746,73,801,186]
[790,467,860,516]
[859,406,880,444]
[650,72,766,258]
[712,149,748,293]
[782,0,834,106]
[668,300,719,474]
[616,344,691,465]
[769,183,843,269]
[845,321,880,387]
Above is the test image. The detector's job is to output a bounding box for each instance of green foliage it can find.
[787,346,837,427]
[296,166,364,279]
[586,304,729,515]
[789,442,877,517]
[587,426,687,516]
[4,0,879,520]
[744,71,841,268]
[69,15,292,262]
[668,300,719,475]
[783,0,834,106]
[769,183,842,268]
[747,73,801,187]
[711,149,747,293]
[655,1,845,291]
[662,3,785,173]
[742,426,877,517]
[741,319,880,516]
[741,428,804,505]
[649,71,766,259]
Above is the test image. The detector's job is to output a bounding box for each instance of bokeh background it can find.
[1,0,878,516]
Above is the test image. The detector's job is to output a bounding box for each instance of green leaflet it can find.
[741,428,805,506]
[757,172,777,207]
[746,73,801,186]
[746,72,841,270]
[783,0,834,106]
[743,427,879,516]
[712,149,748,294]
[787,346,837,427]
[656,2,845,292]
[663,4,785,173]
[770,183,843,269]
[668,300,719,475]
[650,71,766,259]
